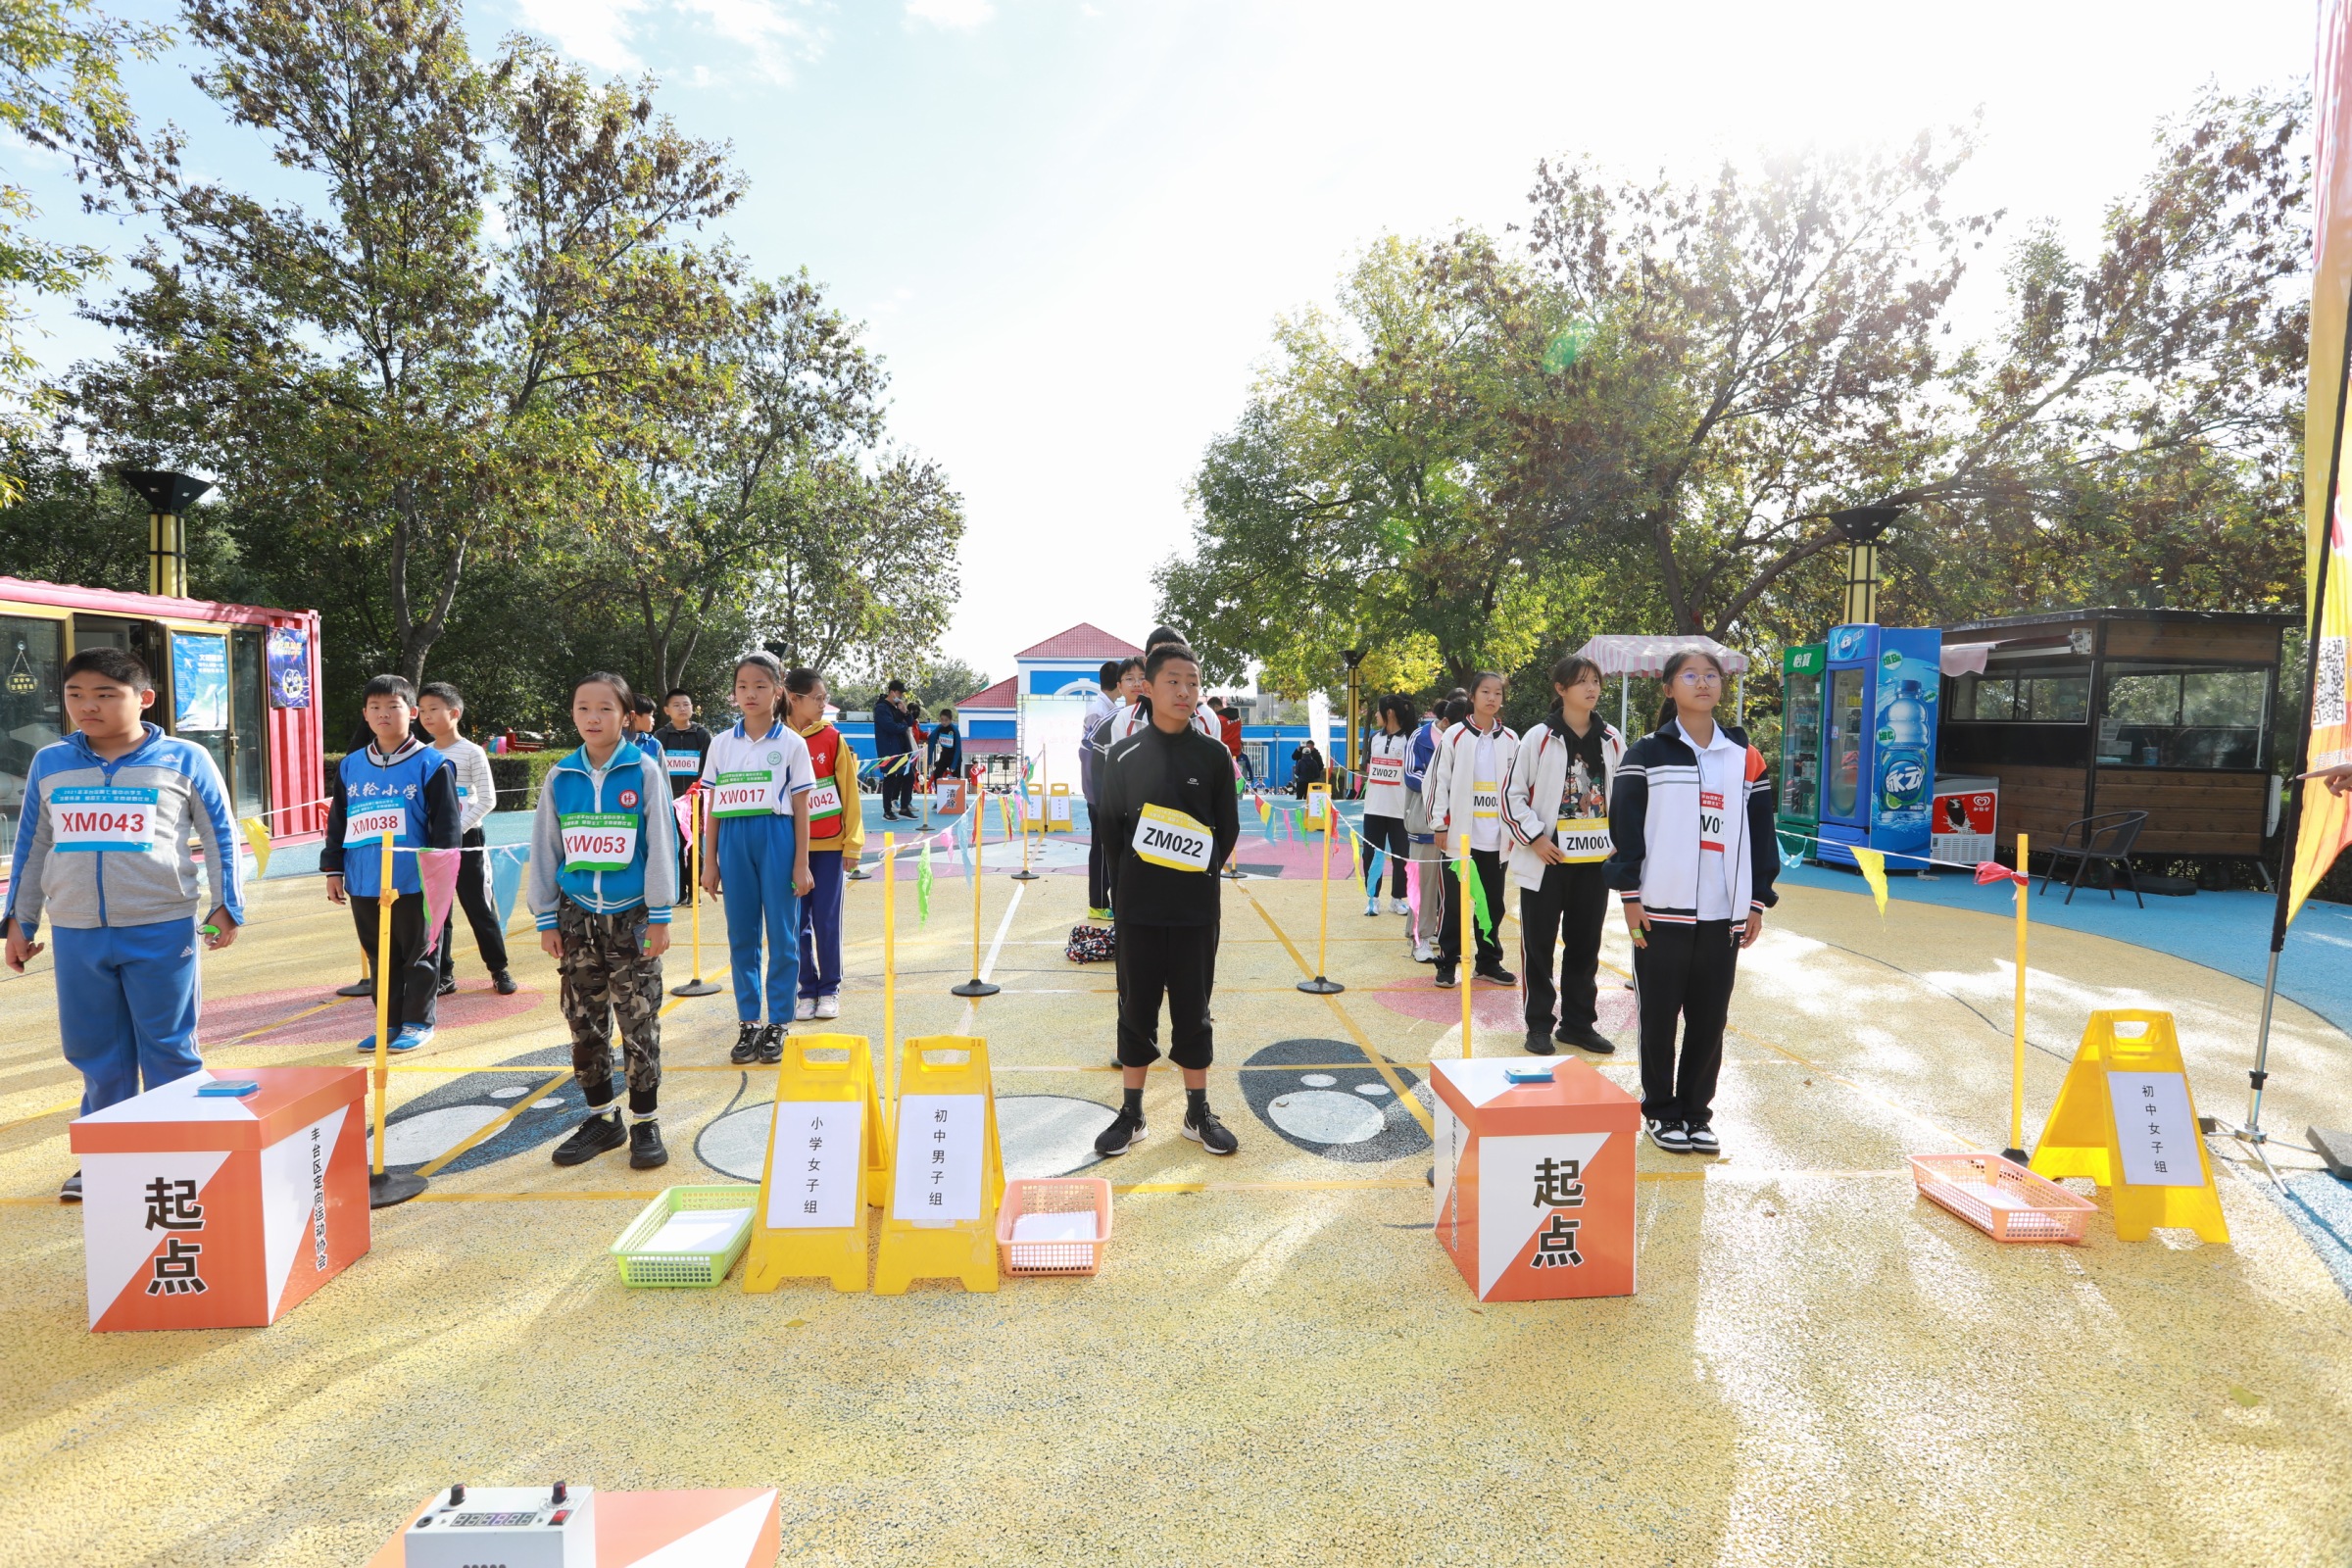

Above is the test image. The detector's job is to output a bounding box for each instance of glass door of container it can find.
[229,625,269,820]
[167,629,233,802]
[0,614,65,861]
[1780,669,1822,825]
[1826,668,1866,823]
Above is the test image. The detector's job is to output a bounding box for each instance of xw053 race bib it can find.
[561,811,639,871]
[1134,804,1213,873]
[51,787,159,853]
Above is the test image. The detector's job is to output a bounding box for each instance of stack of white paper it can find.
[1011,1210,1098,1245]
[643,1207,752,1252]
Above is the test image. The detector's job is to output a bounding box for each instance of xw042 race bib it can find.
[51,787,159,853]
[806,780,844,821]
[1134,804,1213,873]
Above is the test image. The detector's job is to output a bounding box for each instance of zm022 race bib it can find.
[1134,803,1213,873]
[1367,756,1405,787]
[806,780,844,821]
[710,769,774,818]
[1472,781,1500,820]
[344,804,407,846]
[561,811,639,872]
[1553,816,1613,863]
[50,786,159,854]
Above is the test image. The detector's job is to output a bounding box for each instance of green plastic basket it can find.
[610,1185,759,1288]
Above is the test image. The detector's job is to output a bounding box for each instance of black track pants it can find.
[1631,918,1740,1127]
[1113,921,1215,1069]
[1519,859,1609,1033]
[1361,813,1409,899]
[1438,847,1506,968]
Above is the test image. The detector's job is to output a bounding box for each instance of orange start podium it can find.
[68,1066,370,1332]
[368,1489,780,1567]
[1430,1056,1640,1300]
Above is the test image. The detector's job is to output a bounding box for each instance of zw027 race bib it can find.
[1553,816,1613,863]
[806,780,844,821]
[561,811,639,872]
[1699,790,1726,855]
[344,804,407,846]
[1472,781,1500,819]
[50,786,159,853]
[710,769,773,818]
[666,749,701,775]
[1367,756,1404,787]
[1134,803,1213,873]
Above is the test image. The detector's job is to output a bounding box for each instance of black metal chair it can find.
[2037,810,2149,906]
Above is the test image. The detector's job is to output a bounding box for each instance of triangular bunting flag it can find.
[1467,856,1495,939]
[490,845,528,929]
[917,838,934,922]
[417,847,464,955]
[1851,846,1889,918]
[238,815,271,879]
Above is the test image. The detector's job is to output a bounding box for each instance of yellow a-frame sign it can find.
[743,1033,888,1293]
[2031,1009,2229,1244]
[874,1035,1004,1295]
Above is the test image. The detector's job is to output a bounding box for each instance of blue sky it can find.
[12,0,2320,685]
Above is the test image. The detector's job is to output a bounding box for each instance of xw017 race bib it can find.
[51,787,159,853]
[1553,817,1612,863]
[1699,791,1727,855]
[710,769,773,818]
[561,811,639,871]
[1134,804,1213,873]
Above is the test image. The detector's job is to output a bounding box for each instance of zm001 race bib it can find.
[710,769,774,818]
[50,786,159,853]
[561,811,639,871]
[1134,803,1213,873]
[806,780,844,821]
[1472,780,1500,820]
[1367,756,1404,787]
[1553,816,1613,863]
[344,805,407,846]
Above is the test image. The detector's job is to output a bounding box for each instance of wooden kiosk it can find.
[1936,609,2291,880]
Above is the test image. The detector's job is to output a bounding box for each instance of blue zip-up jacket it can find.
[4,723,245,934]
[527,740,679,927]
[1405,718,1440,798]
[872,695,914,757]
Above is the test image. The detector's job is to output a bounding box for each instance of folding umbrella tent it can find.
[1571,634,1753,732]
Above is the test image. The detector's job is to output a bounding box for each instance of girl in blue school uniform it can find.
[700,652,815,1065]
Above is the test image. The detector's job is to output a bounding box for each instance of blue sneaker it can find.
[388,1025,435,1054]
[355,1033,379,1054]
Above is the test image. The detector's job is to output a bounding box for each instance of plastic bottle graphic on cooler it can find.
[1877,678,1930,830]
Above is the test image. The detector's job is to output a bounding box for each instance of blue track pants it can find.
[52,919,206,1115]
[717,812,801,1024]
[798,849,845,1001]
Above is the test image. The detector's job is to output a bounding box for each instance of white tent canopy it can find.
[1571,634,1752,678]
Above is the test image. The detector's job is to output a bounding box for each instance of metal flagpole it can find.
[2228,284,2352,1187]
[953,799,1000,998]
[2001,832,2031,1165]
[1298,797,1343,994]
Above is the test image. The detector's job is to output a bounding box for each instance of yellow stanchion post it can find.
[1298,798,1342,995]
[2002,831,2031,1163]
[1459,844,1475,1058]
[882,830,898,1155]
[368,829,426,1206]
[1012,780,1039,882]
[953,803,1000,997]
[672,795,720,997]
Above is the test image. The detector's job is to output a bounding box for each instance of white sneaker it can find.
[1363,899,1381,917]
[814,995,840,1020]
[1389,898,1411,915]
[794,997,817,1022]
[1412,940,1437,964]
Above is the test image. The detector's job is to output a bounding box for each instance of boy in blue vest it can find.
[4,648,246,1201]
[320,674,463,1052]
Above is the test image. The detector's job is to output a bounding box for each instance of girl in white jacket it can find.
[1500,655,1625,1055]
[1425,671,1517,989]
[1359,695,1416,916]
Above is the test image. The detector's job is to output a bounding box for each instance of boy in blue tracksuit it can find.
[529,671,678,1169]
[4,648,246,1200]
[320,674,463,1053]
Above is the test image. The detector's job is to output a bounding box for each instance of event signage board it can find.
[265,624,311,709]
[69,1067,369,1331]
[874,1036,1003,1295]
[1431,1057,1639,1300]
[170,629,229,732]
[2030,1009,2230,1243]
[742,1034,885,1294]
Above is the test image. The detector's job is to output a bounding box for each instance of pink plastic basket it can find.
[995,1177,1113,1277]
[1909,1153,2095,1244]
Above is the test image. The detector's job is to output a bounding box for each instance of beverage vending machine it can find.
[1781,623,1942,870]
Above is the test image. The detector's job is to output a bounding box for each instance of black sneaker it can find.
[1434,965,1458,989]
[755,1023,785,1065]
[1475,963,1517,987]
[335,976,374,999]
[1684,1123,1720,1154]
[629,1120,668,1169]
[492,970,518,996]
[60,1169,81,1202]
[1095,1105,1146,1156]
[1645,1117,1690,1153]
[553,1110,627,1165]
[436,976,458,998]
[1522,1030,1557,1056]
[729,1022,761,1064]
[1182,1104,1239,1155]
[1555,1023,1616,1054]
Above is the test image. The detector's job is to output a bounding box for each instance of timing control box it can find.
[403,1485,595,1568]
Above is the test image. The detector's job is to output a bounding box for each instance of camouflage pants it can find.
[557,900,663,1114]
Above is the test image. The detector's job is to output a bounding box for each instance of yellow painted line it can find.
[416,1069,575,1177]
[1239,882,1434,1133]
[0,1099,81,1135]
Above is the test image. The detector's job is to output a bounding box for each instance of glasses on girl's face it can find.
[1677,670,1723,687]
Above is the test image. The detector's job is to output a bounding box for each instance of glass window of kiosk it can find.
[0,615,66,858]
[1949,670,2092,723]
[2095,663,2268,769]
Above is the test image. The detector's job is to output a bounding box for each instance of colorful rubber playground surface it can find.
[2,812,2349,1565]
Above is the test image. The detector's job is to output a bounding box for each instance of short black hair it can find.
[885,678,906,693]
[418,681,464,710]
[1145,624,1184,653]
[938,706,956,718]
[1098,659,1121,690]
[783,666,823,698]
[62,647,151,690]
[1144,643,1200,681]
[1116,655,1145,680]
[1206,694,1225,710]
[362,673,417,706]
[632,693,657,715]
[664,687,696,704]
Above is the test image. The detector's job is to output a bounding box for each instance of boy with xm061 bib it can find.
[4,648,245,1202]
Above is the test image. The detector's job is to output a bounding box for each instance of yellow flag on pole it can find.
[1851,846,1888,918]
[239,815,271,879]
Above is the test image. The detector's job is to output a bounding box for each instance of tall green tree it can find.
[750,450,964,683]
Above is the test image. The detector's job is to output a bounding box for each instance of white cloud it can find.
[513,0,648,73]
[512,0,818,83]
[678,0,820,81]
[905,0,995,29]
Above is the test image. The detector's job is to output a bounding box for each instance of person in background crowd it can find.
[528,670,677,1170]
[873,678,919,820]
[1607,647,1777,1155]
[652,687,713,904]
[1099,629,1219,748]
[701,652,816,1065]
[4,648,244,1202]
[786,667,861,1022]
[1502,656,1623,1056]
[1081,659,1121,919]
[1291,735,1326,799]
[927,706,962,789]
[1400,692,1460,963]
[628,695,665,763]
[1359,694,1416,917]
[1427,672,1517,991]
[416,681,515,997]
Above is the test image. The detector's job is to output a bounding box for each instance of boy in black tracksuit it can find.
[1092,644,1242,1157]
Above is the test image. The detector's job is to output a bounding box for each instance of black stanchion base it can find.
[1009,869,1041,881]
[671,978,722,998]
[1999,1148,2030,1166]
[1298,977,1346,995]
[952,979,1002,998]
[847,865,871,881]
[369,1170,428,1208]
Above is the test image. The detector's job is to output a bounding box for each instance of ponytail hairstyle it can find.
[1440,693,1472,728]
[1547,654,1607,775]
[1377,693,1416,736]
[732,651,786,726]
[783,666,823,698]
[1655,648,1728,732]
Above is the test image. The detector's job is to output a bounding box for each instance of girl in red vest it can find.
[785,668,863,1021]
